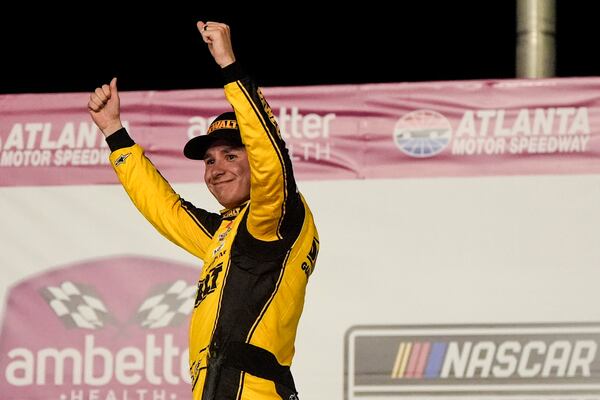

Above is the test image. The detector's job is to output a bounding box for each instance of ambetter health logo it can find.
[0,256,199,400]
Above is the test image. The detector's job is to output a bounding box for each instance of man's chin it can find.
[216,194,235,208]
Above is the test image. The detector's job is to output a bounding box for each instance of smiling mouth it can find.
[212,180,233,186]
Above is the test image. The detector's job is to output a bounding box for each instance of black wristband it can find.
[222,61,245,84]
[106,128,135,152]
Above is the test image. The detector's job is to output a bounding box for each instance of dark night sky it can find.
[1,3,598,94]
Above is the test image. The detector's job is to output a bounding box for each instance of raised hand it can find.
[197,21,236,68]
[88,77,123,137]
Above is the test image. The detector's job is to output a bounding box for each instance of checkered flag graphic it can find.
[134,280,196,329]
[40,281,111,329]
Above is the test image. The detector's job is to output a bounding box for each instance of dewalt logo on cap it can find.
[207,119,238,134]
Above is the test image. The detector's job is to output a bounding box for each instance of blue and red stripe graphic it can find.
[391,342,447,378]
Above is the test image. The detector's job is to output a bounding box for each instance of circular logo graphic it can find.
[393,110,452,158]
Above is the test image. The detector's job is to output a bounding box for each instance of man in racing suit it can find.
[88,20,319,400]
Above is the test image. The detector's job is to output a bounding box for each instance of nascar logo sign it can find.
[344,323,600,399]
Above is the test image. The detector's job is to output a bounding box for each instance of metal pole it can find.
[516,0,556,78]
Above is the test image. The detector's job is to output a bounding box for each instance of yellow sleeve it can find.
[109,143,220,260]
[224,77,301,242]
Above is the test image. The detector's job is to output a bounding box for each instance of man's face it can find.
[203,141,250,209]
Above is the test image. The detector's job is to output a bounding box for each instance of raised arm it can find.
[88,78,221,259]
[198,21,301,242]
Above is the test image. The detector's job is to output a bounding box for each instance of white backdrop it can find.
[2,173,599,399]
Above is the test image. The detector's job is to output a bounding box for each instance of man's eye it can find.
[226,154,237,160]
[205,159,215,165]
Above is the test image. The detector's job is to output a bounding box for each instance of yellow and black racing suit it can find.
[105,62,319,400]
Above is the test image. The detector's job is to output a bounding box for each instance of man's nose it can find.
[210,159,226,177]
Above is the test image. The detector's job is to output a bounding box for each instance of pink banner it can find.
[0,256,198,399]
[2,77,600,187]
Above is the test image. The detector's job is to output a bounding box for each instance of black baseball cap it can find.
[183,111,243,160]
